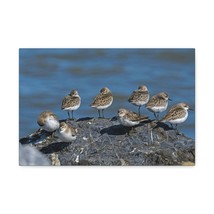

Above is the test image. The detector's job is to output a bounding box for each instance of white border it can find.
[1,0,213,213]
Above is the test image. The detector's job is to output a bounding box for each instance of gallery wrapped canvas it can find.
[19,48,195,166]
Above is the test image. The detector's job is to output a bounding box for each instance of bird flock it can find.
[36,85,193,142]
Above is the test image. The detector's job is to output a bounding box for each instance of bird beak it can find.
[189,108,194,111]
[169,98,172,101]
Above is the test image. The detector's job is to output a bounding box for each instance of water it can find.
[19,48,195,139]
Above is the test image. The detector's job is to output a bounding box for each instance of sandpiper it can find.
[128,85,149,115]
[55,122,78,142]
[37,111,60,132]
[118,108,148,127]
[61,90,81,119]
[160,102,193,131]
[146,92,171,120]
[90,87,113,118]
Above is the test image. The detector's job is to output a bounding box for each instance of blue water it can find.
[19,48,195,139]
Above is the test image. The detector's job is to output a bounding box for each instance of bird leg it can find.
[138,106,141,115]
[170,123,179,135]
[67,111,70,119]
[98,110,101,118]
[175,124,179,135]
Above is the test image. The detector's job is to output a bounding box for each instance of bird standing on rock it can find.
[146,92,171,120]
[160,102,193,132]
[128,85,150,115]
[61,90,81,120]
[90,87,113,118]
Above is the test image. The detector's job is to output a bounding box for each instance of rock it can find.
[50,153,61,166]
[19,117,195,166]
[181,161,195,166]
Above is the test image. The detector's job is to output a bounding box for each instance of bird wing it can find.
[127,111,148,122]
[91,92,113,106]
[146,95,163,107]
[61,96,80,109]
[61,96,71,109]
[129,91,148,102]
[163,107,186,121]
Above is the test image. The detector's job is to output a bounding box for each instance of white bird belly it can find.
[95,99,113,110]
[131,97,149,106]
[63,102,81,111]
[168,112,188,124]
[147,104,168,113]
[43,119,59,132]
[119,117,139,127]
[56,130,76,142]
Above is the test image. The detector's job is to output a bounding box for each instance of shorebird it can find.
[90,87,113,118]
[37,111,59,132]
[160,102,193,132]
[61,90,81,119]
[128,85,150,115]
[118,108,148,127]
[55,122,78,142]
[146,92,171,120]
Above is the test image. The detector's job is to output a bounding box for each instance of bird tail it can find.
[140,115,149,122]
[159,117,166,123]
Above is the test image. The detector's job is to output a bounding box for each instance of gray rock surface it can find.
[19,117,195,166]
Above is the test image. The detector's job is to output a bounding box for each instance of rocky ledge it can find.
[19,117,195,166]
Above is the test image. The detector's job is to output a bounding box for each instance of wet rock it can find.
[19,117,195,166]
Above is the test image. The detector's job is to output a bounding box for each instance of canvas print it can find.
[19,48,195,166]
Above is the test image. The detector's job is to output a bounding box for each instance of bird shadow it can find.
[76,117,94,122]
[100,124,130,135]
[100,122,148,136]
[40,142,70,154]
[153,121,174,131]
[110,116,118,121]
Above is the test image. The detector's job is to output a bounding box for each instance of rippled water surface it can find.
[19,48,195,138]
